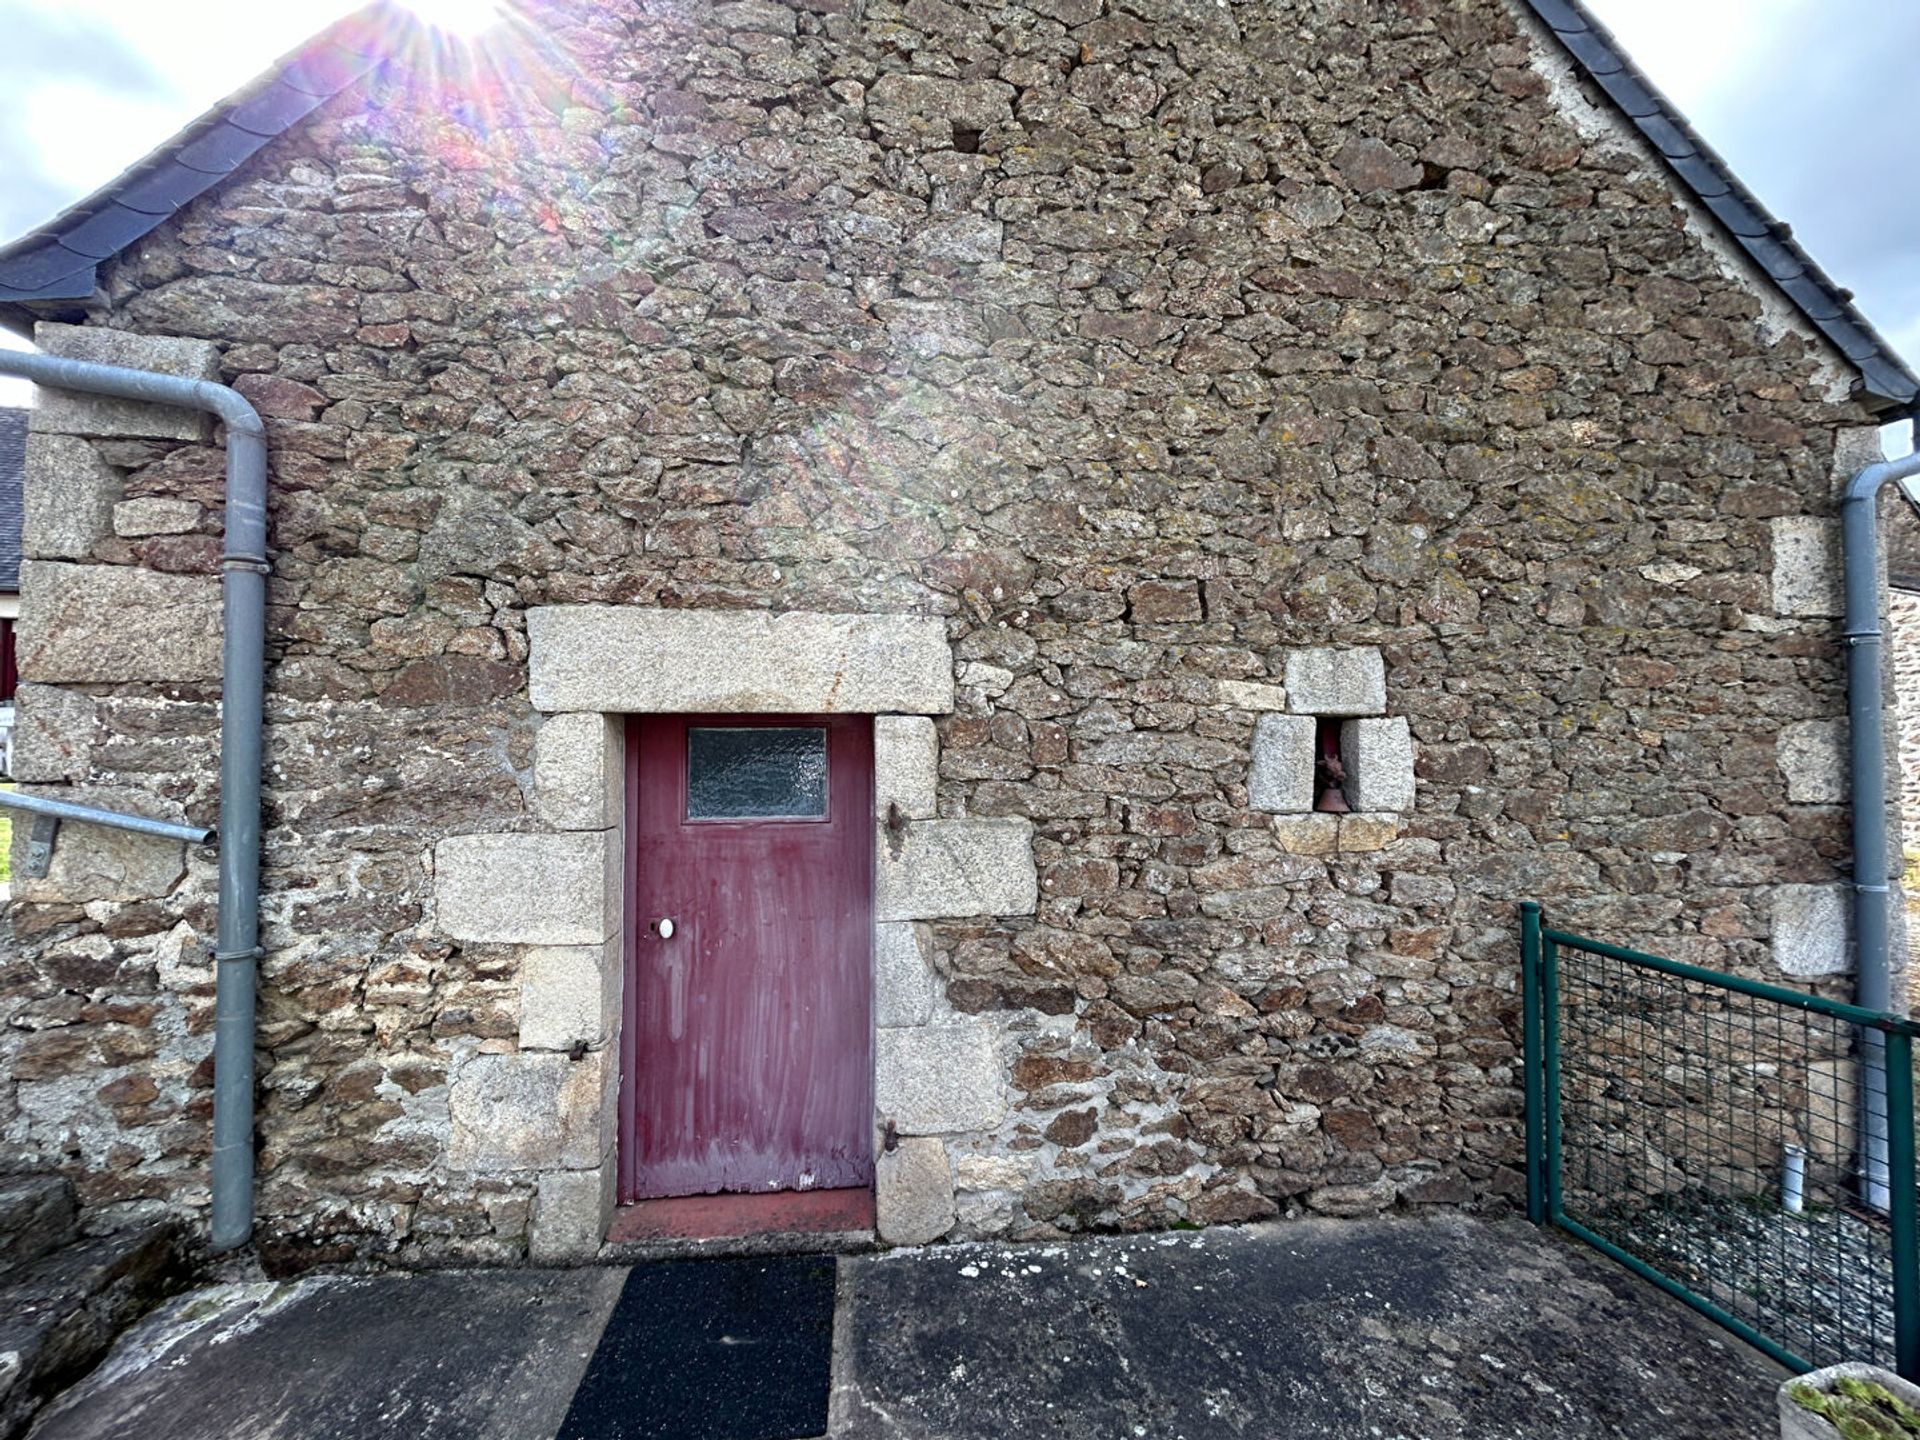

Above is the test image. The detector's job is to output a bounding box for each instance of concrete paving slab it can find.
[19,1215,1786,1440]
[27,1268,627,1440]
[830,1214,1784,1439]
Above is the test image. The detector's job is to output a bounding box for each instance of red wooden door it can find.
[620,714,874,1203]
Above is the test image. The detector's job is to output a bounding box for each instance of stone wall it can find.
[1873,488,1920,972]
[1893,588,1920,963]
[0,0,1891,1264]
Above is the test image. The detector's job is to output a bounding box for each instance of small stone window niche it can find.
[1248,647,1413,854]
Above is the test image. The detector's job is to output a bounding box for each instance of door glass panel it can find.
[686,727,828,819]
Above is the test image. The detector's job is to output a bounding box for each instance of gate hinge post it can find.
[1520,900,1546,1227]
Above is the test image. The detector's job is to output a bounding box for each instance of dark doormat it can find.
[557,1254,837,1440]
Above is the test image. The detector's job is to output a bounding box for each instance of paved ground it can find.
[27,1267,627,1440]
[27,1214,1784,1440]
[832,1214,1783,1439]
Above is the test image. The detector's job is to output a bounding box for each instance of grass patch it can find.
[0,782,10,884]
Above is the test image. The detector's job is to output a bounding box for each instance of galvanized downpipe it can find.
[0,347,267,1252]
[1840,444,1920,1212]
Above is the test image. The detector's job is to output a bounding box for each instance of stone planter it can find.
[1780,1362,1920,1439]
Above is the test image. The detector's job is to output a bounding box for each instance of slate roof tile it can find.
[1528,0,1590,29]
[175,124,274,177]
[227,80,333,138]
[1700,190,1769,240]
[0,242,96,292]
[2,272,97,305]
[56,204,166,261]
[1635,113,1691,161]
[1558,27,1625,78]
[282,39,384,97]
[100,160,209,218]
[1666,153,1731,201]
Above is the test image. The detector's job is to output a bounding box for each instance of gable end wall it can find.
[0,0,1888,1261]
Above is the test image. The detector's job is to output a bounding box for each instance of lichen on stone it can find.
[1789,1376,1920,1439]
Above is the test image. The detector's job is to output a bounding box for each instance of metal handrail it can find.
[0,790,213,844]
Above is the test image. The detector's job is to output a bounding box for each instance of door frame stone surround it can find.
[432,607,1039,1260]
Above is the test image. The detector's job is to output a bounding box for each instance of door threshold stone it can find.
[599,1188,878,1264]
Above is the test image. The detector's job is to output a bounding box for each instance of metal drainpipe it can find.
[0,347,267,1253]
[1840,442,1920,1212]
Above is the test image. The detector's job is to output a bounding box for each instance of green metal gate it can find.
[1521,901,1920,1379]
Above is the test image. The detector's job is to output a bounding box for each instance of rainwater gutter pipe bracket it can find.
[0,346,267,1253]
[1839,445,1920,1212]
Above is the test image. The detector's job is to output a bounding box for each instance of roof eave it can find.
[1520,0,1920,419]
[0,3,401,333]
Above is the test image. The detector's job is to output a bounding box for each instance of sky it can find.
[0,0,1916,422]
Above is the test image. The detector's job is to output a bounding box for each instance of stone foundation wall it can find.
[0,0,1890,1264]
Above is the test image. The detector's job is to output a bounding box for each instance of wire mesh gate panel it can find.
[1521,903,1920,1379]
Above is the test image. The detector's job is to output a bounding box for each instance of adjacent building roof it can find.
[0,0,1913,414]
[0,407,25,593]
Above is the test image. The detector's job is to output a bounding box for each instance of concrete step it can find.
[0,1175,77,1275]
[0,1224,188,1440]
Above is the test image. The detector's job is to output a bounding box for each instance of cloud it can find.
[0,5,174,236]
[0,5,171,94]
[1692,0,1920,364]
[0,1,355,241]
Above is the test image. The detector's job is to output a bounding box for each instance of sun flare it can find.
[401,0,504,37]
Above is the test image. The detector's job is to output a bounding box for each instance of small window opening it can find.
[1313,717,1349,814]
[951,126,982,154]
[686,726,828,821]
